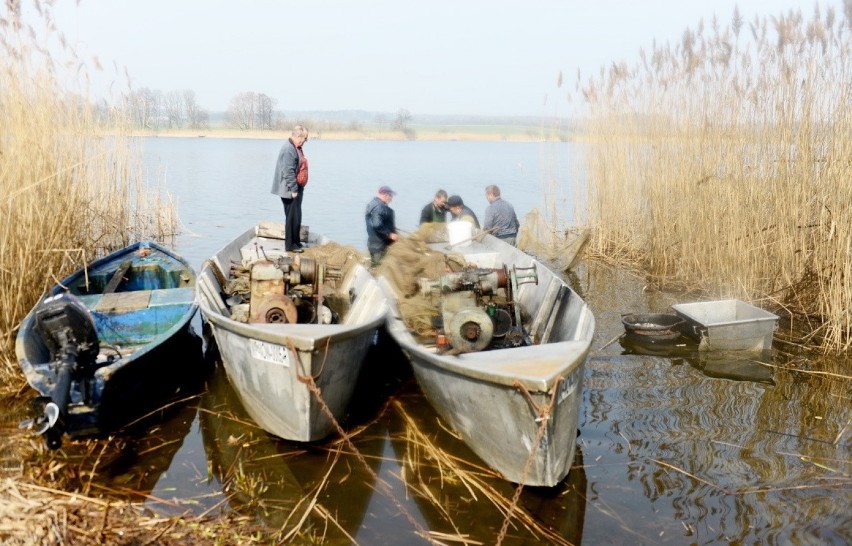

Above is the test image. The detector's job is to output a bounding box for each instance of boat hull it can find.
[197,226,387,442]
[380,233,595,486]
[406,347,584,486]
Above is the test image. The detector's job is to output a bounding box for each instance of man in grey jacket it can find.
[483,184,519,246]
[271,125,309,252]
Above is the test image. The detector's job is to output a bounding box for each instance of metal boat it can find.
[196,223,388,442]
[378,228,595,486]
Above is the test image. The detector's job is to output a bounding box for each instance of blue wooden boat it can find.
[15,241,202,449]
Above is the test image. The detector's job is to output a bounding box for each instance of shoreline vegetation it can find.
[126,126,572,142]
[574,4,851,352]
[2,1,850,544]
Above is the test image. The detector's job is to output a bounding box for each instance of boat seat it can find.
[93,287,195,313]
[240,236,290,265]
[96,290,152,312]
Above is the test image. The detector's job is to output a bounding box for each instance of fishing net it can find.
[517,208,590,271]
[376,223,466,339]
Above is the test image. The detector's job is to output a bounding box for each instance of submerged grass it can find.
[573,3,852,352]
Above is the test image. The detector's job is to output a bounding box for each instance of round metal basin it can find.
[621,313,684,343]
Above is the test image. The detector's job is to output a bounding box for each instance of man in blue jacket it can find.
[365,186,399,266]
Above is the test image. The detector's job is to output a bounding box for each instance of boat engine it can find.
[249,256,341,324]
[419,264,538,352]
[31,292,100,449]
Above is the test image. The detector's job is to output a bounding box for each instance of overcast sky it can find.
[27,0,834,117]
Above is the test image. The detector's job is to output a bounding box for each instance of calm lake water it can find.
[20,138,851,544]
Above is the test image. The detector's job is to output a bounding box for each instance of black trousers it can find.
[281,190,303,250]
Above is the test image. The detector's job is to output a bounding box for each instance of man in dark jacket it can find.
[271,125,309,253]
[446,195,480,228]
[365,186,399,265]
[419,189,448,224]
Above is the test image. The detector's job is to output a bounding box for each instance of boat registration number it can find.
[557,373,577,403]
[249,339,290,367]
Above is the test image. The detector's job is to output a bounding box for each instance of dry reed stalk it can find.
[0,5,178,382]
[275,447,343,543]
[571,4,852,352]
[652,459,729,493]
[756,360,852,380]
[392,401,575,545]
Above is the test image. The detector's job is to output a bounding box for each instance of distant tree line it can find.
[123,88,210,130]
[226,92,280,130]
[120,87,417,137]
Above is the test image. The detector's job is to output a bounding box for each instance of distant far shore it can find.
[128,127,572,143]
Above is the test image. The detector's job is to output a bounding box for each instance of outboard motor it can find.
[32,292,99,449]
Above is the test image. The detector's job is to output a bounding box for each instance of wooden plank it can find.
[96,291,152,312]
[103,259,133,294]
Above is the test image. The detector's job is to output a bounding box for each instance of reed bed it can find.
[0,4,178,381]
[573,4,852,352]
[0,6,190,542]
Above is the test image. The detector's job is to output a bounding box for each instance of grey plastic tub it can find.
[671,299,778,351]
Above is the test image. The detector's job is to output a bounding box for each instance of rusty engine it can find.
[236,256,342,324]
[419,264,538,352]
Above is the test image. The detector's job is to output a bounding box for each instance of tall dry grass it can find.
[0,4,177,380]
[573,4,852,352]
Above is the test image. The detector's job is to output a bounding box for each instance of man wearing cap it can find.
[483,185,520,246]
[271,125,309,253]
[446,195,480,228]
[365,186,399,266]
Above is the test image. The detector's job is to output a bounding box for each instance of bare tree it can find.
[163,91,184,128]
[373,113,388,131]
[227,92,258,129]
[183,90,209,129]
[226,92,280,130]
[257,93,278,130]
[125,87,162,129]
[392,108,416,139]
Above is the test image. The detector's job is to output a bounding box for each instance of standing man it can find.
[365,186,399,266]
[483,184,520,246]
[419,189,448,224]
[271,125,309,253]
[446,195,480,228]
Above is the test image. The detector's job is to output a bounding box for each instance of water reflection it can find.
[576,260,851,545]
[386,387,587,545]
[198,361,384,541]
[618,335,775,384]
[193,319,589,544]
[85,401,199,502]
